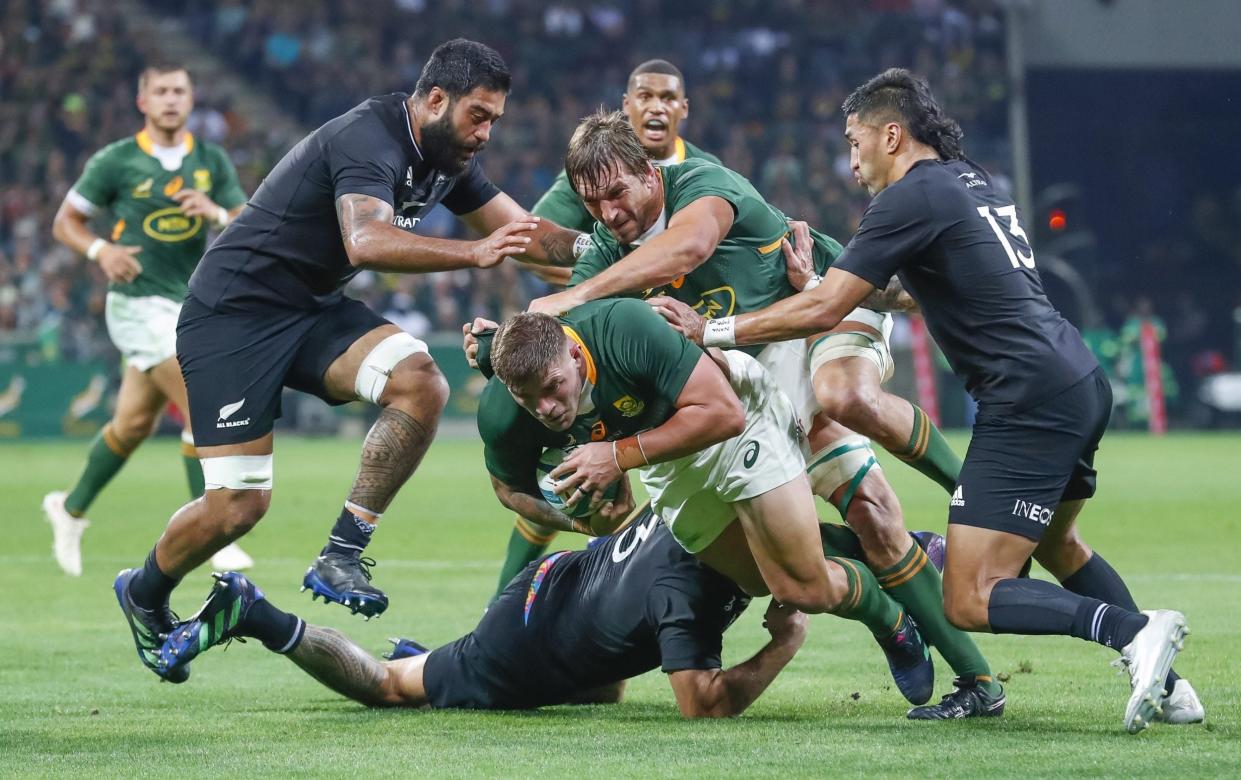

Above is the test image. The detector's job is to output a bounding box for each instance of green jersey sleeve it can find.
[602,299,703,410]
[477,379,543,494]
[71,143,121,209]
[664,159,753,220]
[208,144,247,210]
[532,170,594,233]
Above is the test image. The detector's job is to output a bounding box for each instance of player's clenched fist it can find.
[471,216,539,268]
[762,601,808,647]
[461,317,499,369]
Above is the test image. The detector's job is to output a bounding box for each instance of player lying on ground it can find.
[43,63,252,576]
[114,39,585,684]
[466,113,1001,715]
[468,300,984,716]
[492,56,723,601]
[653,67,1201,732]
[158,510,809,718]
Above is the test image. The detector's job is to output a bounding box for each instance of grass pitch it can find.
[3,431,1239,778]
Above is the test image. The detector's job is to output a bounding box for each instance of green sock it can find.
[826,556,905,637]
[876,542,1000,694]
[181,438,204,498]
[63,424,131,516]
[819,522,864,559]
[491,517,557,605]
[892,404,961,495]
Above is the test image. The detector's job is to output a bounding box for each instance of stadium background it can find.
[4,2,1241,776]
[4,0,1241,437]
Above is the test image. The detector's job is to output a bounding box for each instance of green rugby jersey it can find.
[69,130,246,302]
[532,137,720,232]
[477,298,703,495]
[568,158,844,354]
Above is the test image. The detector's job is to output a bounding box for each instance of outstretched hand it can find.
[648,296,706,345]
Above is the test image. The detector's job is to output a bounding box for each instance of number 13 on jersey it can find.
[977,204,1035,269]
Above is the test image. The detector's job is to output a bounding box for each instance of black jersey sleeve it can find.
[647,584,725,673]
[834,178,939,289]
[441,157,500,215]
[328,124,402,205]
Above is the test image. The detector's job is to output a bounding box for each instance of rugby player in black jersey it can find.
[654,68,1199,731]
[115,39,584,682]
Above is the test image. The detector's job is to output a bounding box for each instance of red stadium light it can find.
[1048,208,1067,232]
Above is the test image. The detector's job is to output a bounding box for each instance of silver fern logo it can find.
[216,398,251,429]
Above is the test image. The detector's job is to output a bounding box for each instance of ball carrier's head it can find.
[564,110,665,245]
[841,67,965,196]
[492,312,590,433]
[407,39,512,175]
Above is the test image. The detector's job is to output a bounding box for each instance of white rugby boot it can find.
[42,491,89,577]
[210,542,254,571]
[1156,678,1205,724]
[1119,609,1189,733]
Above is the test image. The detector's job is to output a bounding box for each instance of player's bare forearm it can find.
[336,193,475,272]
[531,223,581,267]
[620,355,744,468]
[287,624,396,707]
[861,278,917,313]
[489,475,582,533]
[668,602,806,717]
[732,267,875,346]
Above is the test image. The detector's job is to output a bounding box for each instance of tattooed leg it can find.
[347,406,436,519]
[287,625,429,707]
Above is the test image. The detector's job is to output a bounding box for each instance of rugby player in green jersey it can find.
[476,299,940,710]
[42,64,251,577]
[514,111,999,714]
[492,59,723,603]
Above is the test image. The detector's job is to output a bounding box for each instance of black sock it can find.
[987,578,1148,650]
[241,598,306,653]
[130,548,180,611]
[1062,553,1180,688]
[322,504,376,558]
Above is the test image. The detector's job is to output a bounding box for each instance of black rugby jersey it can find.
[423,514,749,709]
[835,158,1097,412]
[190,93,498,310]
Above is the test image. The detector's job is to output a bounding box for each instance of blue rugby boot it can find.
[158,571,263,678]
[383,637,430,661]
[875,611,935,705]
[302,553,389,618]
[114,568,188,683]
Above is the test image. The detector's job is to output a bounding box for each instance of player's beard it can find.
[421,113,481,175]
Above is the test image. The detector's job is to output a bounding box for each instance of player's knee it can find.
[207,489,270,537]
[942,582,987,631]
[768,573,837,615]
[817,382,882,435]
[381,356,449,417]
[1034,530,1092,581]
[112,410,158,446]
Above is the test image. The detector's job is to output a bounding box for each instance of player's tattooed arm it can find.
[288,625,394,707]
[489,475,590,535]
[860,278,918,312]
[335,193,535,272]
[536,225,584,267]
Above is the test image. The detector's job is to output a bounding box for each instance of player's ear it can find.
[426,86,449,119]
[885,122,903,154]
[680,96,689,119]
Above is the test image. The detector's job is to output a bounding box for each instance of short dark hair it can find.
[564,109,651,195]
[138,63,191,92]
[628,59,684,92]
[414,39,511,99]
[492,312,567,388]
[842,68,964,161]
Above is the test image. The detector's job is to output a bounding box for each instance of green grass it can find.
[3,431,1239,778]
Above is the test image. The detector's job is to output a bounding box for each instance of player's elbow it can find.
[342,228,379,268]
[716,397,746,441]
[677,689,739,719]
[674,235,716,275]
[51,210,75,244]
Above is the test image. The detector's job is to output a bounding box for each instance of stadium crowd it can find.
[6,0,1235,405]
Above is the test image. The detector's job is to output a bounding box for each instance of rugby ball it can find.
[536,447,619,520]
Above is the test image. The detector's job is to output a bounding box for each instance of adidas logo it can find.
[950,485,965,507]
